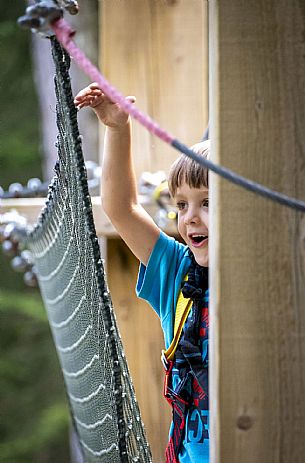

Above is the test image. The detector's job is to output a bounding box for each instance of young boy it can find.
[74,83,210,463]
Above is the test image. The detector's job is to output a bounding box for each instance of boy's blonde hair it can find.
[168,139,210,197]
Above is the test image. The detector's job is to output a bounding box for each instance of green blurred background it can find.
[0,1,70,461]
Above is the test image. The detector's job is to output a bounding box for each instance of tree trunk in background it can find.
[31,0,99,181]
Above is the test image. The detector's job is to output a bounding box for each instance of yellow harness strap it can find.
[162,276,192,362]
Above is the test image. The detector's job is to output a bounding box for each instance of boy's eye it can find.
[176,201,187,210]
[202,199,209,208]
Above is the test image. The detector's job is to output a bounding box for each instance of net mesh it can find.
[25,38,152,463]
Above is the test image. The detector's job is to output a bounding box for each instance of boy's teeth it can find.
[192,235,207,243]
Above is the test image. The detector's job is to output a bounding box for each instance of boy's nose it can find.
[184,208,208,226]
[184,208,199,224]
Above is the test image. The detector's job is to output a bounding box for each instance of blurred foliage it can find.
[0,291,70,463]
[0,1,42,190]
[0,2,70,462]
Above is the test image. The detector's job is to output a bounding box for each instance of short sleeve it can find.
[136,231,190,348]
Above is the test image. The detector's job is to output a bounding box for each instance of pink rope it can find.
[52,18,174,145]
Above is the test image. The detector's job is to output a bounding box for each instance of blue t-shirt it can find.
[136,231,209,463]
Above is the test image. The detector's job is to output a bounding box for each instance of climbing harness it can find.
[161,277,192,367]
[162,258,209,462]
[161,282,192,463]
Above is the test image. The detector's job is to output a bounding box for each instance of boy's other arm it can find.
[74,83,160,266]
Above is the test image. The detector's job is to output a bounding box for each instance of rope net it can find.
[25,38,152,463]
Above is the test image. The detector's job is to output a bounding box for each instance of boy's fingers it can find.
[75,86,101,99]
[78,101,89,108]
[74,86,137,111]
[89,82,103,92]
[74,96,88,105]
[74,91,103,105]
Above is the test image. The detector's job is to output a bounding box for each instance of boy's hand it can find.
[74,83,135,128]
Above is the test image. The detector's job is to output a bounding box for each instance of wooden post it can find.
[209,1,305,462]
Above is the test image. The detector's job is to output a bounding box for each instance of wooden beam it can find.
[209,1,305,462]
[0,196,177,237]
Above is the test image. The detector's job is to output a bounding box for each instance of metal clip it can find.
[161,349,169,370]
[58,1,79,15]
[17,1,78,37]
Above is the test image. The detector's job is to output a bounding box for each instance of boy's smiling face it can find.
[175,183,209,267]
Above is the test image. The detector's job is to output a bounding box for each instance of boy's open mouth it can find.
[189,234,208,247]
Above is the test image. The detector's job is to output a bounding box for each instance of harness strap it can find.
[162,278,191,463]
[163,359,188,463]
[162,277,191,365]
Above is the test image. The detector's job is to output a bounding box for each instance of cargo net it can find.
[26,38,152,463]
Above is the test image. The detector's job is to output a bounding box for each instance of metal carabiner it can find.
[17,1,78,37]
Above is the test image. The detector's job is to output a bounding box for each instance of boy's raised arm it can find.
[74,83,160,266]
